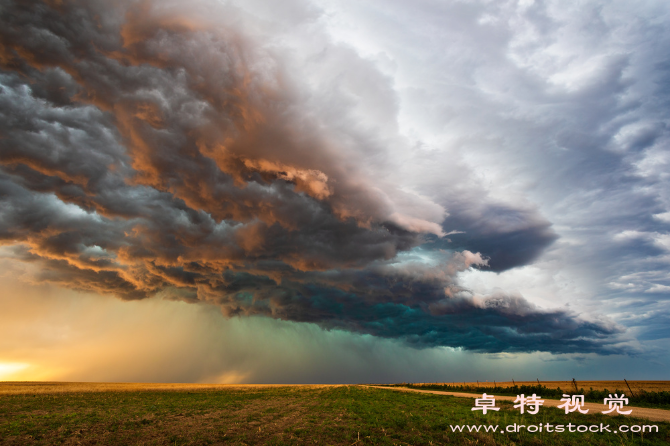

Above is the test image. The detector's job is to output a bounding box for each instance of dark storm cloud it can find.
[0,0,624,353]
[438,205,558,272]
[209,277,625,354]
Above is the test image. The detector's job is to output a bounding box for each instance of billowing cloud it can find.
[0,0,629,354]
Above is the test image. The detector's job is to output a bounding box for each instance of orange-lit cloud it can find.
[0,0,623,355]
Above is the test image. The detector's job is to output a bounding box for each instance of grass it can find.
[0,384,667,445]
[385,383,670,410]
[408,381,670,393]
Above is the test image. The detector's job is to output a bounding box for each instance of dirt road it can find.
[368,386,670,423]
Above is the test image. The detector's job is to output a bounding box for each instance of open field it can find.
[0,382,303,396]
[370,386,670,423]
[1,382,669,445]
[409,381,670,393]
[387,382,670,410]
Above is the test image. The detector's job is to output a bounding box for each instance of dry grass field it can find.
[5,381,668,396]
[0,382,321,395]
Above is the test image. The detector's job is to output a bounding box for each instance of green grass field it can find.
[0,385,668,445]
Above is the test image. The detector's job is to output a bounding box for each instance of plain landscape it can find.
[1,381,669,445]
[3,1,670,445]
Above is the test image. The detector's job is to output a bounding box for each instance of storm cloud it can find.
[0,0,631,354]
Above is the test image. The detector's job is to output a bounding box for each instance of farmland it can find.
[410,381,670,393]
[388,381,670,410]
[1,382,669,445]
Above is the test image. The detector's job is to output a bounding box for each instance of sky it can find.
[0,0,669,383]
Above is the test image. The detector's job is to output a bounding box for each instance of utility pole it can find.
[624,379,636,398]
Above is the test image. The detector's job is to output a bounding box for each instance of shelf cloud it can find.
[0,0,640,356]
